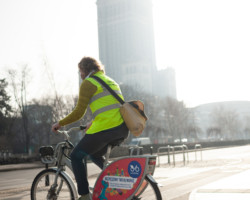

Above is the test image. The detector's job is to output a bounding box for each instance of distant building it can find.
[96,0,176,98]
[96,0,156,94]
[192,101,250,139]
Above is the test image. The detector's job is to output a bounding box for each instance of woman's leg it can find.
[70,134,109,195]
[70,143,90,195]
[88,123,129,168]
[70,123,129,195]
[89,148,106,169]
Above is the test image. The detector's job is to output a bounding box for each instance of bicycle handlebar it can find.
[57,125,87,139]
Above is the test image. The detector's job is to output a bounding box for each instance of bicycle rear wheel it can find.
[132,175,162,200]
[30,168,76,200]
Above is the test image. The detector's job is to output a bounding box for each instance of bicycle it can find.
[30,126,162,200]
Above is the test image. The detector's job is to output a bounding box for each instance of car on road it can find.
[129,137,151,146]
[174,138,188,143]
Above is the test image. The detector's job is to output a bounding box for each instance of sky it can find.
[0,0,250,108]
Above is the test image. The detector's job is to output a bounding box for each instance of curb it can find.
[0,162,44,172]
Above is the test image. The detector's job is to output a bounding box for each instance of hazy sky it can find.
[0,0,250,107]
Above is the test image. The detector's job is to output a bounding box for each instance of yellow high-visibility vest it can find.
[86,71,124,134]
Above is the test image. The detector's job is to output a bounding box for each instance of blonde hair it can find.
[78,57,104,74]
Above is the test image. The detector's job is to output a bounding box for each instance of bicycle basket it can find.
[39,146,55,164]
[39,146,54,156]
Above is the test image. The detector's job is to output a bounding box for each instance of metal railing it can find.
[129,146,143,156]
[157,144,202,167]
[194,144,202,161]
[172,145,189,166]
[157,145,174,167]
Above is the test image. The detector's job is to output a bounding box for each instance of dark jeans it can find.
[70,123,129,195]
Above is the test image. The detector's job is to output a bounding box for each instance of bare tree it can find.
[206,127,222,141]
[42,55,66,121]
[162,97,191,142]
[8,65,31,153]
[243,116,250,139]
[210,106,241,140]
[186,110,201,141]
[119,84,193,144]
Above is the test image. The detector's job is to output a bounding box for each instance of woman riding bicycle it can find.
[52,56,129,200]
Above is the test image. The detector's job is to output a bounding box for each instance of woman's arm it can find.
[58,80,97,126]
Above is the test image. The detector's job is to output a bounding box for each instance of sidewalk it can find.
[0,161,44,172]
[189,169,250,200]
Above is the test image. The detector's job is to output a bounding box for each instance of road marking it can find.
[197,189,250,193]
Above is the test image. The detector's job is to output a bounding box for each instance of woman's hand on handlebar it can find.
[52,122,61,133]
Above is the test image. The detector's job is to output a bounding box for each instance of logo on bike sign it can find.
[128,161,141,178]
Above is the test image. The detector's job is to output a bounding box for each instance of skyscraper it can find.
[96,0,157,94]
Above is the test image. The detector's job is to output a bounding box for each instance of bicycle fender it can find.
[51,168,78,200]
[146,174,158,184]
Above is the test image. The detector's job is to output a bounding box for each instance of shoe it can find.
[78,193,92,200]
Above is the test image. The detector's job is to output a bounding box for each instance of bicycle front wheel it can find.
[132,174,162,200]
[30,168,76,200]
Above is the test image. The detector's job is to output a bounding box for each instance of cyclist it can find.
[52,57,129,200]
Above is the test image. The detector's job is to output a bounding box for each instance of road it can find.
[1,145,250,199]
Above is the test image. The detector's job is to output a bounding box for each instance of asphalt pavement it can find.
[1,153,250,200]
